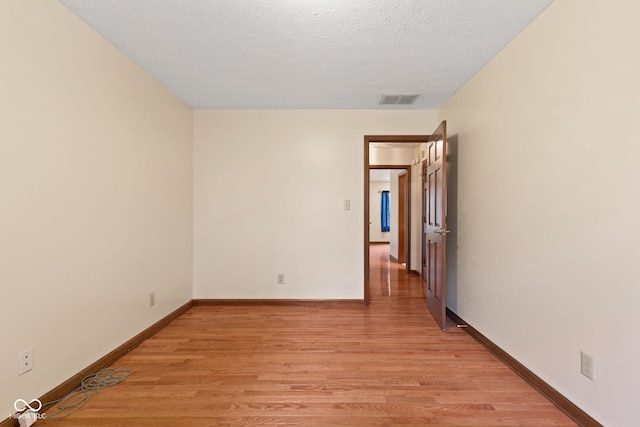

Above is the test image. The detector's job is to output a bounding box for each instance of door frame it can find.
[364,135,429,305]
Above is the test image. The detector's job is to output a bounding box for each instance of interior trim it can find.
[0,301,194,427]
[0,414,16,427]
[0,416,15,427]
[193,299,364,306]
[446,308,602,427]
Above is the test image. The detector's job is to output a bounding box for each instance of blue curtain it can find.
[381,191,390,232]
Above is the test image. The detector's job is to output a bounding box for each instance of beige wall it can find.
[0,0,193,415]
[5,0,636,423]
[369,146,416,165]
[439,0,640,424]
[193,110,436,299]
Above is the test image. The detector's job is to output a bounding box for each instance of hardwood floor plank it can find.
[35,244,576,426]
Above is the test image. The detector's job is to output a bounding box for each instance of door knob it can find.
[435,228,450,235]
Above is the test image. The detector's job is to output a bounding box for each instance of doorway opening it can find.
[364,135,429,305]
[364,122,449,333]
[368,167,410,265]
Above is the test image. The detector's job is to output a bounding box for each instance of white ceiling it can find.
[58,0,554,110]
[370,169,391,183]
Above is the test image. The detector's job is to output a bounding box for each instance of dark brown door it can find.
[398,172,407,263]
[423,121,448,330]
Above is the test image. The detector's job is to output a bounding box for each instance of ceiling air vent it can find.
[379,94,420,105]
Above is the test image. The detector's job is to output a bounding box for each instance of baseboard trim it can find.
[0,415,15,427]
[409,270,420,276]
[446,308,602,427]
[0,301,194,427]
[193,299,364,306]
[4,302,597,427]
[0,413,16,426]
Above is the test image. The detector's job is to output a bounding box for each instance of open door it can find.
[422,121,448,330]
[397,172,407,264]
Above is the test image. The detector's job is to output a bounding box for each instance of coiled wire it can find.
[42,368,131,419]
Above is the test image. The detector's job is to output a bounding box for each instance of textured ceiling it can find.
[58,0,554,109]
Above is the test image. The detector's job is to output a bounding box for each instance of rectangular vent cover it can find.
[380,94,420,105]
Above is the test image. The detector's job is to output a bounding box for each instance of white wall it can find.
[193,110,435,299]
[0,1,193,416]
[369,146,416,165]
[439,0,640,425]
[369,181,391,243]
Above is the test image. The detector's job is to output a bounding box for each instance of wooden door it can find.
[422,121,448,330]
[398,172,407,263]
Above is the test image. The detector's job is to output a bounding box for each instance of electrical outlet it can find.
[277,273,285,285]
[149,292,155,307]
[18,348,33,375]
[580,351,595,381]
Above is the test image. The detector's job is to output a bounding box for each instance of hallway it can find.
[369,242,427,302]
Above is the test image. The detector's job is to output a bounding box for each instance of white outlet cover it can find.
[580,351,595,381]
[19,348,33,375]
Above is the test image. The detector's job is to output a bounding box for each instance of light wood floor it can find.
[37,244,576,426]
